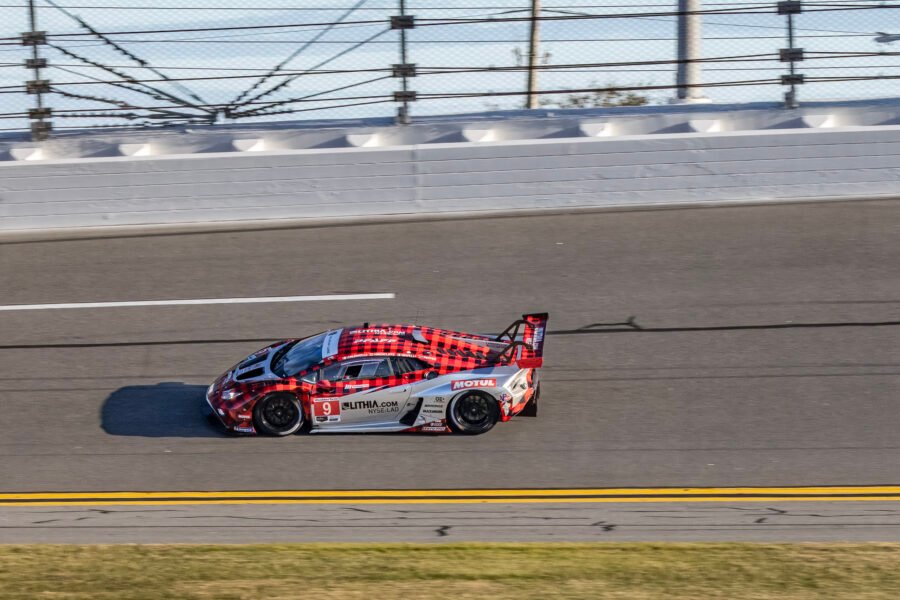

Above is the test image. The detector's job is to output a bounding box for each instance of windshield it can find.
[271,333,327,378]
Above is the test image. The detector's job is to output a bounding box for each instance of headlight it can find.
[221,389,242,401]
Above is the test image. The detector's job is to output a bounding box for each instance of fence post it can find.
[391,0,416,124]
[778,0,804,108]
[24,0,51,140]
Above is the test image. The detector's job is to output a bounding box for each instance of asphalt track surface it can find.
[0,199,898,541]
[8,501,900,543]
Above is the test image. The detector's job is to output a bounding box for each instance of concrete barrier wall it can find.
[2,102,900,231]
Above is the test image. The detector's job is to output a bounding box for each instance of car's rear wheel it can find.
[447,391,500,435]
[253,393,303,436]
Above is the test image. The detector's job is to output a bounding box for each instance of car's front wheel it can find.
[447,391,500,435]
[253,393,303,436]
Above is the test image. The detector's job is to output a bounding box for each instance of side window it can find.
[373,359,393,378]
[320,362,342,382]
[343,364,364,380]
[321,359,391,381]
[392,357,431,375]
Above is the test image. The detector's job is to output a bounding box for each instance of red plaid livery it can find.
[207,315,546,434]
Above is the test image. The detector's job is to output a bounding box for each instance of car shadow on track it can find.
[101,382,226,438]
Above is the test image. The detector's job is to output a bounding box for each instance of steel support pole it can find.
[525,0,540,109]
[674,0,708,103]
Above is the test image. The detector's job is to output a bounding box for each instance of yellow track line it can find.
[3,486,900,506]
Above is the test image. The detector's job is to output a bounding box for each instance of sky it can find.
[1,0,898,133]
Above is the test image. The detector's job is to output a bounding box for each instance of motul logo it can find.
[451,379,496,390]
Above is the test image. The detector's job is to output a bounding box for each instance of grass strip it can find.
[1,543,900,599]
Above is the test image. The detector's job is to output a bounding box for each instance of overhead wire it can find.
[0,1,889,8]
[39,18,388,40]
[41,0,210,109]
[541,7,881,36]
[48,65,210,121]
[229,0,370,106]
[36,53,860,91]
[35,34,884,45]
[232,97,397,119]
[0,2,894,44]
[232,74,393,118]
[47,66,392,87]
[15,2,870,41]
[228,26,392,113]
[412,5,803,28]
[2,31,872,52]
[10,51,900,98]
[51,86,204,120]
[226,52,783,117]
[5,69,900,123]
[47,43,210,112]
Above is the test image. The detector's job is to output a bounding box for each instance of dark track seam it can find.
[2,320,899,350]
[552,321,900,335]
[6,493,900,504]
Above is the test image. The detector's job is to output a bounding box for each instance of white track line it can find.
[0,293,395,312]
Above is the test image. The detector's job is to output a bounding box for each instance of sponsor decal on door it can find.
[313,397,341,423]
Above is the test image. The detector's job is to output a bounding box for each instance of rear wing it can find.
[495,312,548,368]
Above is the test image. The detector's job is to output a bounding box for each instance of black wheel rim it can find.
[262,395,298,430]
[456,393,491,428]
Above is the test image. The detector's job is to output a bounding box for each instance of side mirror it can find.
[316,380,334,392]
[424,370,438,380]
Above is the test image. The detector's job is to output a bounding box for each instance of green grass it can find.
[2,543,900,599]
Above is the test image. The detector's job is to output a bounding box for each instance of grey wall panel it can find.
[2,124,899,231]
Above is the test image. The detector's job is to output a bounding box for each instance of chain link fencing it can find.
[1,0,898,139]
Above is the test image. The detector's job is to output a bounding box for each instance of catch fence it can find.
[1,0,898,139]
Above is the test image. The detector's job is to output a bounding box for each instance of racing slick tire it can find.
[447,391,500,435]
[253,393,303,436]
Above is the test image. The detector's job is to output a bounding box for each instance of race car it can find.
[205,313,547,436]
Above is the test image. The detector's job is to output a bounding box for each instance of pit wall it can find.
[2,99,899,231]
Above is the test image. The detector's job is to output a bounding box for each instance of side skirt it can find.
[309,421,411,434]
